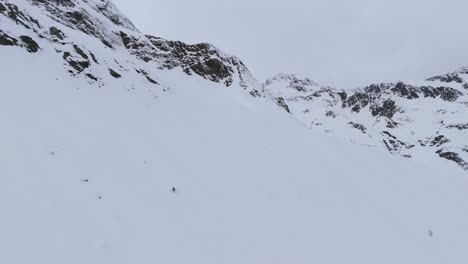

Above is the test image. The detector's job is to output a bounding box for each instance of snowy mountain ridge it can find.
[263,72,468,172]
[0,0,260,91]
[2,1,468,262]
[1,0,467,173]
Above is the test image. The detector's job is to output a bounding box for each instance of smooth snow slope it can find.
[1,43,468,263]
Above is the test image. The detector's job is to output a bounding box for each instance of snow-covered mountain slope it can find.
[0,0,260,92]
[264,73,468,172]
[1,0,468,263]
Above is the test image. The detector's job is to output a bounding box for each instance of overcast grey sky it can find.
[112,0,468,88]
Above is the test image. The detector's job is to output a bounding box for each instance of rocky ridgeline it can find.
[263,73,468,172]
[0,0,260,91]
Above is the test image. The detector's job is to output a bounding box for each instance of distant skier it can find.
[172,187,177,193]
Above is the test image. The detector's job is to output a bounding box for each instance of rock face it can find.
[263,72,468,172]
[1,0,467,173]
[145,35,259,91]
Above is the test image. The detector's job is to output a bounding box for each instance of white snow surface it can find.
[1,0,468,263]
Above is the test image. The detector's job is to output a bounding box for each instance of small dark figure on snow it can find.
[172,187,176,193]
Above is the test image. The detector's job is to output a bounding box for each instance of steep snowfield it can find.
[2,0,468,263]
[2,39,468,264]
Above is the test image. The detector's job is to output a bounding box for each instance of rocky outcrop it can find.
[0,29,39,53]
[426,67,468,89]
[276,97,291,114]
[447,123,468,130]
[19,35,39,52]
[349,122,367,134]
[382,131,414,156]
[2,2,41,30]
[436,150,468,170]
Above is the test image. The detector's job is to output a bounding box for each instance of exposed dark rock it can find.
[345,82,463,106]
[386,120,399,129]
[136,69,158,85]
[101,39,113,49]
[430,135,451,147]
[0,31,18,46]
[337,92,347,101]
[146,35,244,86]
[109,68,121,78]
[390,82,420,99]
[30,0,134,50]
[32,0,75,7]
[436,150,468,170]
[189,58,232,83]
[343,92,369,113]
[382,131,414,154]
[19,35,39,53]
[371,99,398,119]
[73,45,88,60]
[276,97,291,114]
[89,52,98,63]
[447,123,468,130]
[418,140,427,147]
[431,87,462,102]
[145,75,157,84]
[65,11,95,34]
[49,26,65,40]
[382,131,397,140]
[249,89,261,97]
[0,2,6,13]
[4,3,41,29]
[86,73,98,81]
[427,73,464,84]
[349,122,367,133]
[63,51,90,73]
[264,74,318,93]
[389,82,461,102]
[63,51,71,59]
[326,111,337,118]
[96,2,136,30]
[120,31,145,50]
